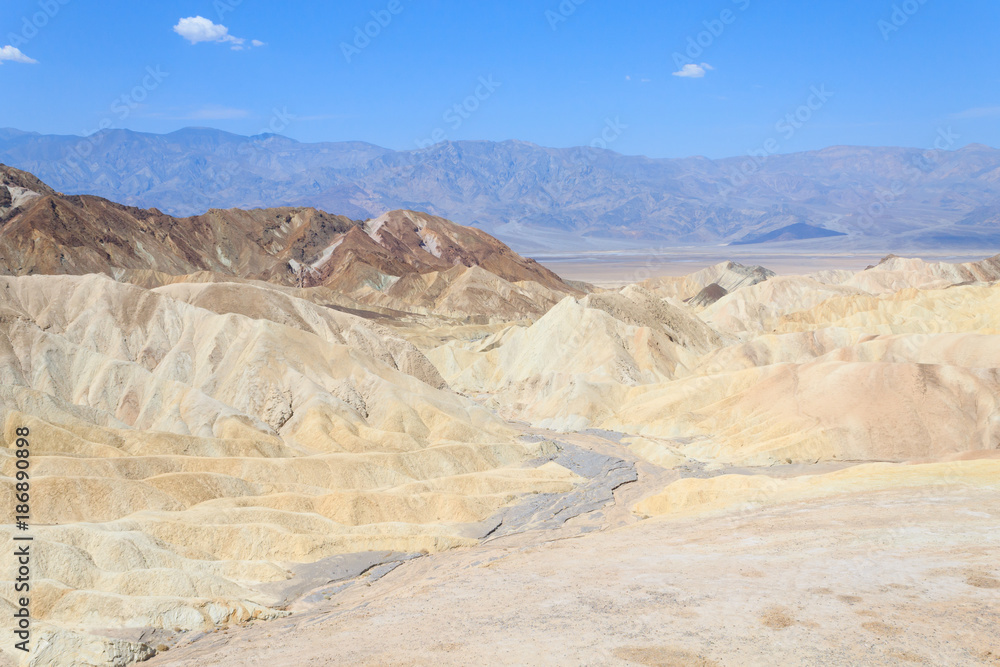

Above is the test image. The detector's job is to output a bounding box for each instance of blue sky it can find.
[1,0,998,159]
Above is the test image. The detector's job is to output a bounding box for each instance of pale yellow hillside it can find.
[635,458,1000,517]
[0,274,579,664]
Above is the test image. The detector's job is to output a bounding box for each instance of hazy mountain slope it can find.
[0,128,390,219]
[3,129,1000,250]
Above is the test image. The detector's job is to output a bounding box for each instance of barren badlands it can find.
[1,165,999,665]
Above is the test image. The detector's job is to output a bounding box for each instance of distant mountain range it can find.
[2,127,999,252]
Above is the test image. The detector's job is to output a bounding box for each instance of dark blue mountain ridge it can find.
[1,128,998,252]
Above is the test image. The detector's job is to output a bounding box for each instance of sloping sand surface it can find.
[146,464,1000,666]
[3,250,999,665]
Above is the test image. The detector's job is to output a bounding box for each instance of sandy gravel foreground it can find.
[149,484,1000,666]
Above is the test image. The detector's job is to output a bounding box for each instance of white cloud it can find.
[174,16,236,43]
[672,62,714,79]
[173,16,263,49]
[0,45,38,65]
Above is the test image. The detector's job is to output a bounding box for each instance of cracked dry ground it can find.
[148,428,1000,667]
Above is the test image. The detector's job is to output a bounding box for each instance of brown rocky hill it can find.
[0,165,579,318]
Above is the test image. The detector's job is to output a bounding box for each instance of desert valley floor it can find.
[0,166,998,666]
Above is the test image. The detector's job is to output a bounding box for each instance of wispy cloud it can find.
[291,113,354,122]
[0,45,38,65]
[145,106,251,120]
[672,63,714,79]
[173,16,263,50]
[951,106,1000,119]
[185,106,251,120]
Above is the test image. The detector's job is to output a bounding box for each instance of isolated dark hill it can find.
[688,283,729,307]
[4,129,1000,251]
[0,165,578,317]
[732,222,847,245]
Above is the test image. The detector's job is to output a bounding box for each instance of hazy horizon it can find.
[2,124,998,163]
